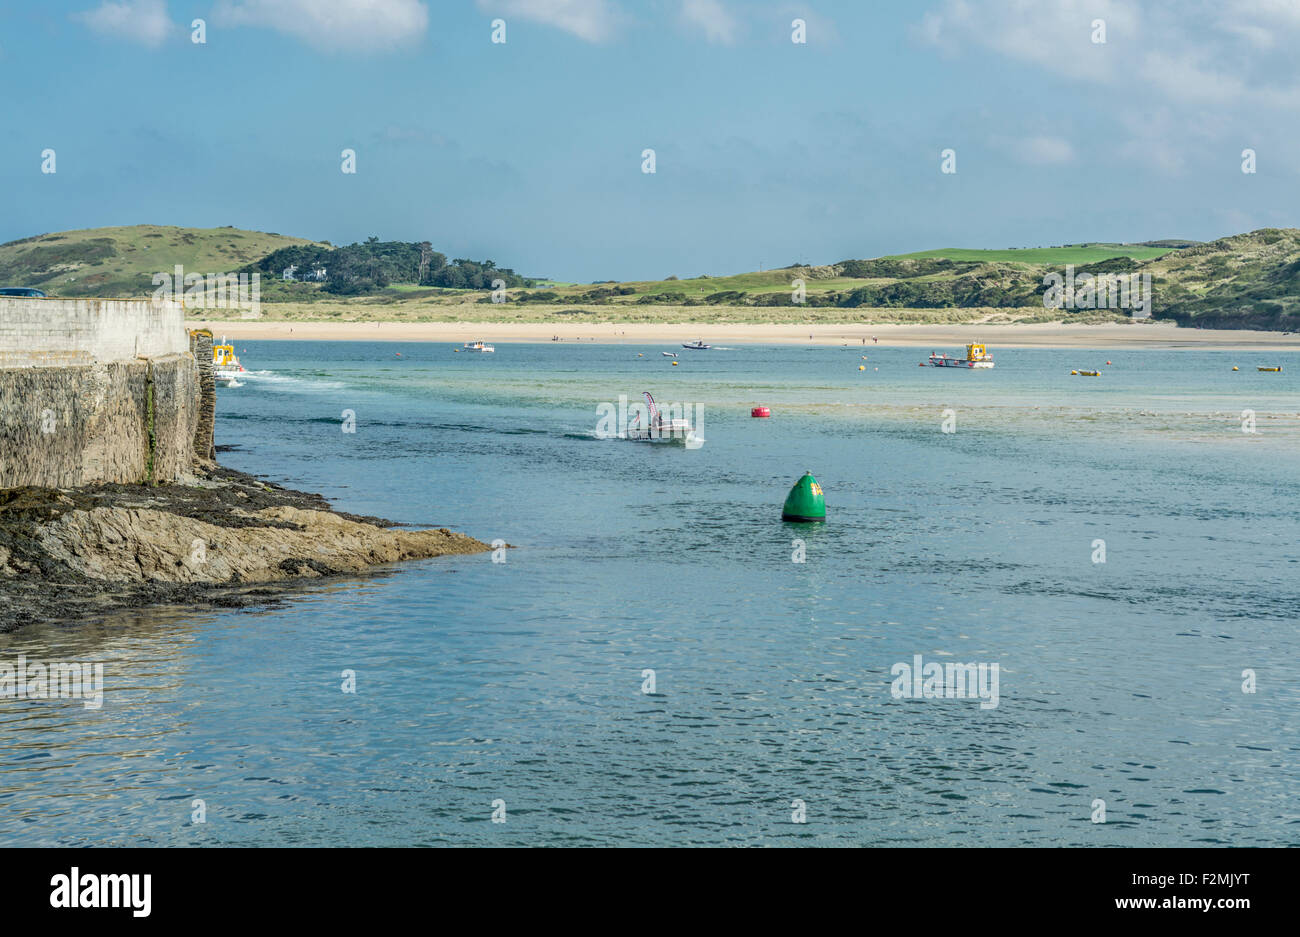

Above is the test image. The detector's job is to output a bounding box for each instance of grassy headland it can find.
[0,225,324,297]
[7,225,1300,331]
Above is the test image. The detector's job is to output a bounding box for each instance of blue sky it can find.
[2,0,1299,281]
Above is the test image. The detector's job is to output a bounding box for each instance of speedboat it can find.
[626,392,700,446]
[928,342,994,369]
[213,341,245,386]
[682,340,710,350]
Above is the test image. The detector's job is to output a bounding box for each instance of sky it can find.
[2,0,1299,282]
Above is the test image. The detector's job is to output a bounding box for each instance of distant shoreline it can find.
[191,319,1300,350]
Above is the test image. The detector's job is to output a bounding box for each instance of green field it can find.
[886,244,1177,265]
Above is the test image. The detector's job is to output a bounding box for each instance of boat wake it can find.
[239,370,347,392]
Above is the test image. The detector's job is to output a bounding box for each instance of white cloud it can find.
[1018,136,1074,165]
[478,0,622,43]
[76,0,174,47]
[918,0,1138,83]
[680,0,739,44]
[917,0,1300,173]
[215,0,429,52]
[917,0,1300,109]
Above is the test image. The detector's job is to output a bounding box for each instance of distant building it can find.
[282,265,297,281]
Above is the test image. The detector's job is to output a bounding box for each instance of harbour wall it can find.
[0,298,206,488]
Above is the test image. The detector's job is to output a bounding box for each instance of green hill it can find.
[1143,228,1300,330]
[0,225,324,298]
[499,232,1300,331]
[5,225,1299,330]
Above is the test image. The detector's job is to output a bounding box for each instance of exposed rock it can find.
[0,464,493,632]
[36,503,487,584]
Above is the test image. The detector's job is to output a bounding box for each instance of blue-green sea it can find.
[2,340,1298,846]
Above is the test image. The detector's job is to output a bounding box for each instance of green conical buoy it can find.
[782,471,826,522]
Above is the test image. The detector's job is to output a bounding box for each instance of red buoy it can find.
[751,406,771,418]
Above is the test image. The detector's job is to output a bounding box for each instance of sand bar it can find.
[191,319,1300,350]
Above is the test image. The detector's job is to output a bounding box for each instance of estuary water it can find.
[2,340,1298,846]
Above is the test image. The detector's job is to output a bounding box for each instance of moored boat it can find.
[213,341,245,386]
[928,342,994,369]
[464,341,495,353]
[1258,365,1282,372]
[682,340,710,350]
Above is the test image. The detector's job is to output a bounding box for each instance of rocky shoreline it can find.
[0,464,491,632]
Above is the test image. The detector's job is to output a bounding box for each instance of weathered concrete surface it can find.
[0,354,197,488]
[0,296,199,486]
[0,297,187,366]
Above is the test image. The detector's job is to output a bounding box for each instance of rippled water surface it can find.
[2,341,1298,846]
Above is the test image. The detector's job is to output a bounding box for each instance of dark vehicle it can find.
[0,287,47,297]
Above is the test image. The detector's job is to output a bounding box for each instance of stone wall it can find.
[0,297,200,488]
[188,330,216,462]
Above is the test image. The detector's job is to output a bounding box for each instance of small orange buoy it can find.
[751,406,771,418]
[671,361,678,366]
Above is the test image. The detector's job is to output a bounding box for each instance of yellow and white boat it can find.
[929,342,994,369]
[213,342,246,386]
[1258,365,1282,372]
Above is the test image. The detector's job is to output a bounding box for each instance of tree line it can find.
[249,237,535,295]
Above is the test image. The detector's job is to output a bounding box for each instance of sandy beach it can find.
[192,319,1300,350]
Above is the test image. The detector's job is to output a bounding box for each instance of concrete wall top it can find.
[0,297,188,366]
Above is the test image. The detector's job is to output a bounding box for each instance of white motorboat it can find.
[464,341,495,353]
[626,392,699,446]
